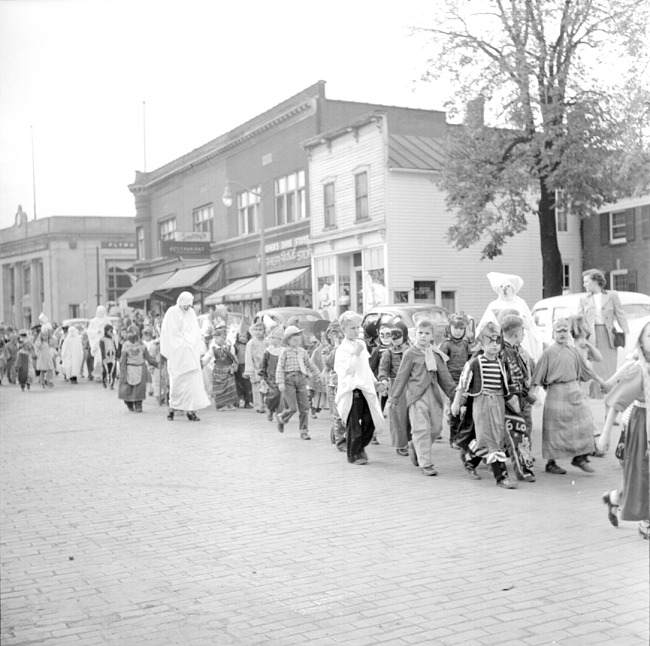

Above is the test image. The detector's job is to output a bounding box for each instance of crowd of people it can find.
[0,271,647,540]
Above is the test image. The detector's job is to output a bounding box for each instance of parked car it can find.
[253,307,324,338]
[531,291,650,366]
[361,304,453,345]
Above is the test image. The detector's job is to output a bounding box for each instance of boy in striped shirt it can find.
[451,322,519,489]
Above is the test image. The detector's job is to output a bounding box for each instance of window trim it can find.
[275,170,306,226]
[323,181,336,229]
[609,210,627,245]
[237,188,261,236]
[192,203,214,239]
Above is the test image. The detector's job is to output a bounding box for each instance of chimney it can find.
[465,97,485,127]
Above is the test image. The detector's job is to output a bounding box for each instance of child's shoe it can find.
[421,466,438,476]
[300,431,311,440]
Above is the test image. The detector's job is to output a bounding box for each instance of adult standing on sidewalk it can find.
[160,292,210,422]
[87,305,111,382]
[579,269,629,401]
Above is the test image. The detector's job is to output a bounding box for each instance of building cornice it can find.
[129,99,317,194]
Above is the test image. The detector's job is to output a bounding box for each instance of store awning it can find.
[204,276,258,306]
[156,262,222,292]
[224,267,310,302]
[119,271,176,305]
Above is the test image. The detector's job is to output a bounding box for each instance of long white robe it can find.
[334,338,386,433]
[160,303,210,411]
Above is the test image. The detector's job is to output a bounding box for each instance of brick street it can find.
[1,378,648,645]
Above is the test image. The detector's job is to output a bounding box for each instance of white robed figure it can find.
[86,305,111,380]
[160,292,210,420]
[477,272,543,362]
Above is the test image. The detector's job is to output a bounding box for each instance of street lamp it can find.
[222,180,268,309]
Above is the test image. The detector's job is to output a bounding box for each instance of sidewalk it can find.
[1,377,648,645]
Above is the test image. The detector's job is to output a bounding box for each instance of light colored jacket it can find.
[578,291,629,347]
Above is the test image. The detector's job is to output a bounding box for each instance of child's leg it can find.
[389,394,409,449]
[295,377,310,432]
[102,363,108,387]
[346,389,374,463]
[328,384,346,449]
[280,374,299,423]
[409,399,434,469]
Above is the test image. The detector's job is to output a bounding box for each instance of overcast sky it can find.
[0,0,451,231]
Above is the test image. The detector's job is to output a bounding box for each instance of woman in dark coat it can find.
[118,325,158,412]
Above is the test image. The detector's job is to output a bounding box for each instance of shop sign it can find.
[161,240,211,258]
[174,231,211,242]
[101,241,136,249]
[264,234,310,269]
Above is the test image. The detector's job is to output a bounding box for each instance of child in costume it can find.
[259,326,285,422]
[390,318,456,476]
[378,321,411,457]
[244,321,268,414]
[335,312,386,464]
[118,325,158,412]
[99,324,117,390]
[451,322,519,488]
[276,325,321,440]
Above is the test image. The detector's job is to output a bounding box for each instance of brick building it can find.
[582,195,650,294]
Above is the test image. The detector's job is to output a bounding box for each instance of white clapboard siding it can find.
[387,172,581,319]
[309,123,386,234]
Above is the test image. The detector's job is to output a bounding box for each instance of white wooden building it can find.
[305,111,583,321]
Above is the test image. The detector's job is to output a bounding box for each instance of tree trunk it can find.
[538,177,563,298]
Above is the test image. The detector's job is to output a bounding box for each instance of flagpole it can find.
[142,100,147,172]
[31,125,37,219]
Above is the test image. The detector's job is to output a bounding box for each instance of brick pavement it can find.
[1,377,648,645]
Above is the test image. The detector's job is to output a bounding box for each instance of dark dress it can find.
[212,343,238,409]
[118,341,157,402]
[605,365,648,521]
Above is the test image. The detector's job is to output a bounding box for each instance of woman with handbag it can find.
[578,269,629,403]
[597,318,650,539]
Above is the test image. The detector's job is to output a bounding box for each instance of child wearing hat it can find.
[276,325,321,439]
[259,325,285,422]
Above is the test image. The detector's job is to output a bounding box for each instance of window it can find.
[69,304,80,318]
[107,266,133,302]
[158,217,176,255]
[610,211,627,243]
[237,189,260,235]
[193,204,213,238]
[394,291,409,303]
[414,280,435,302]
[275,171,306,225]
[323,182,336,228]
[562,264,571,290]
[37,261,44,307]
[611,269,628,291]
[642,205,650,239]
[355,171,369,220]
[555,190,568,232]
[441,290,456,312]
[136,226,145,260]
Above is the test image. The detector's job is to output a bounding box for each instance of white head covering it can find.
[177,291,194,307]
[87,305,111,353]
[487,272,524,298]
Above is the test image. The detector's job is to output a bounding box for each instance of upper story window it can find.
[323,182,336,228]
[275,171,306,225]
[193,204,214,239]
[158,217,176,255]
[107,266,132,302]
[610,211,627,243]
[555,190,568,232]
[238,188,260,236]
[136,226,145,260]
[355,171,369,221]
[600,208,636,246]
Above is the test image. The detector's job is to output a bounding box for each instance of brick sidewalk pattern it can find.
[1,378,648,645]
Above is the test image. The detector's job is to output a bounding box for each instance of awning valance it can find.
[224,267,310,302]
[119,271,175,305]
[204,276,258,306]
[155,262,221,292]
